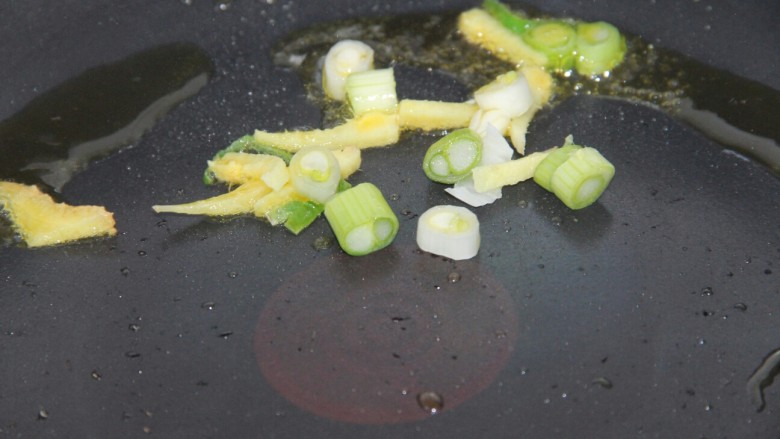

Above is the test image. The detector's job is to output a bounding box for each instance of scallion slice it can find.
[482,0,533,34]
[549,147,615,209]
[324,183,399,256]
[289,146,341,203]
[346,68,398,116]
[532,144,582,192]
[575,21,627,76]
[322,40,375,101]
[267,200,324,235]
[522,20,578,72]
[422,128,483,184]
[416,205,480,260]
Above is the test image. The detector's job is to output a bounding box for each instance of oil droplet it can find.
[592,377,613,389]
[120,267,130,277]
[447,271,461,283]
[416,391,444,414]
[227,271,238,278]
[700,286,714,296]
[91,370,102,380]
[129,323,141,332]
[201,301,216,310]
[137,250,147,257]
[125,351,141,358]
[37,407,49,420]
[733,302,748,312]
[311,236,334,251]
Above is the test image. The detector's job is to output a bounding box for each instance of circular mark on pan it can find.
[254,246,519,424]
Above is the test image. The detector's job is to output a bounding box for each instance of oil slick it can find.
[746,347,780,412]
[0,43,213,192]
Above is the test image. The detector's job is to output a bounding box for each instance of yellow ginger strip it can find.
[472,148,556,193]
[253,111,399,153]
[398,100,478,131]
[152,180,271,216]
[0,181,116,247]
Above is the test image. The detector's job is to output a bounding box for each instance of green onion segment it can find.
[289,146,342,203]
[534,142,615,209]
[481,0,625,75]
[346,67,398,116]
[532,144,582,192]
[322,40,375,101]
[549,147,615,209]
[482,0,532,34]
[324,183,399,256]
[423,128,483,184]
[267,200,324,235]
[575,21,627,76]
[522,21,578,72]
[416,205,480,260]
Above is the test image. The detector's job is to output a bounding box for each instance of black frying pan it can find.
[1,1,779,437]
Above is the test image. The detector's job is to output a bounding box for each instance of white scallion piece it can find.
[346,68,398,116]
[474,70,533,118]
[289,146,341,203]
[416,205,481,260]
[322,40,375,101]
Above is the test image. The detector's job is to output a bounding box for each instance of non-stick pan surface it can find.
[1,1,779,438]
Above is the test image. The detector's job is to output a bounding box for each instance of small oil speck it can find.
[733,302,748,311]
[447,272,461,283]
[125,351,141,358]
[389,193,400,201]
[311,236,334,251]
[137,250,147,257]
[142,426,152,434]
[517,200,528,208]
[37,407,49,420]
[227,271,238,278]
[91,370,102,380]
[700,286,714,296]
[592,377,613,389]
[201,301,216,310]
[417,391,444,414]
[551,216,562,226]
[704,402,713,411]
[120,267,130,277]
[765,269,773,275]
[129,323,141,332]
[218,331,234,339]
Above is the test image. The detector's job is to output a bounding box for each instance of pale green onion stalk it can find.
[322,40,375,101]
[522,21,578,72]
[289,146,342,203]
[575,21,627,76]
[324,183,399,256]
[346,68,398,116]
[422,128,483,184]
[416,205,480,260]
[549,147,615,209]
[532,144,582,192]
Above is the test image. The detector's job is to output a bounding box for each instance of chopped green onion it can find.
[482,0,533,34]
[324,183,399,256]
[422,128,483,184]
[322,40,375,101]
[289,146,341,203]
[575,21,627,76]
[416,205,480,260]
[266,200,324,235]
[346,68,398,116]
[204,135,293,185]
[522,20,578,72]
[549,147,615,209]
[532,144,582,192]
